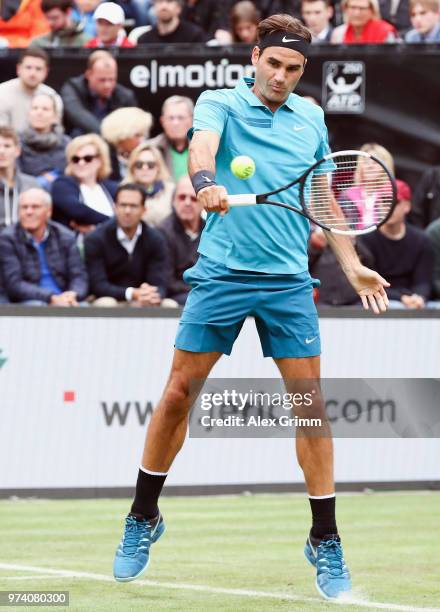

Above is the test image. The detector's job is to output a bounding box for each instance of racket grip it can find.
[227,194,257,207]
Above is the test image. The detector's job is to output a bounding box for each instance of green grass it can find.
[0,492,439,611]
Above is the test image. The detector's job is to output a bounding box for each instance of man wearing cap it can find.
[85,2,135,47]
[112,14,389,599]
[361,179,434,309]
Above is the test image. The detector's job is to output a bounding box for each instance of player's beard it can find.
[265,83,289,104]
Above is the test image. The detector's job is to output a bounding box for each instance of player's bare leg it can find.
[275,356,333,496]
[141,348,222,472]
[113,348,221,582]
[275,355,352,599]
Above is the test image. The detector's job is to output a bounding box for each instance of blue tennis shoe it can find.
[304,532,352,599]
[113,513,165,582]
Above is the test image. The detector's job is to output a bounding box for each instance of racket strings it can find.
[304,154,394,232]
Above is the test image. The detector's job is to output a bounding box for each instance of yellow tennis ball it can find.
[230,155,256,179]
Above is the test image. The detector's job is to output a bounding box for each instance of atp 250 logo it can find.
[322,61,366,114]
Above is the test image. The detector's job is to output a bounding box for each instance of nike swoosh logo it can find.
[202,175,212,182]
[282,36,301,43]
[294,126,306,132]
[305,336,318,344]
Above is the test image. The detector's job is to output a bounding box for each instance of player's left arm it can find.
[312,120,389,314]
[325,231,390,313]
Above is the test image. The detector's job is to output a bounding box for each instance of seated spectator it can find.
[137,0,208,44]
[158,175,205,305]
[146,95,193,182]
[124,143,174,226]
[31,0,91,46]
[230,1,260,43]
[71,0,101,36]
[404,0,440,41]
[301,0,334,42]
[183,0,232,43]
[0,47,62,133]
[85,1,135,46]
[0,126,38,230]
[339,142,395,230]
[426,217,440,299]
[0,188,88,305]
[19,93,70,191]
[331,0,397,42]
[84,183,169,306]
[61,50,137,136]
[0,0,50,47]
[410,165,440,228]
[51,133,117,233]
[308,229,373,305]
[360,180,434,309]
[101,107,153,180]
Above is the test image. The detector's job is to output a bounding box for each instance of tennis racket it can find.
[227,150,397,236]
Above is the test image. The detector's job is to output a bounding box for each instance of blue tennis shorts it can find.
[175,255,321,359]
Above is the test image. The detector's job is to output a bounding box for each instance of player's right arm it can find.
[189,130,229,215]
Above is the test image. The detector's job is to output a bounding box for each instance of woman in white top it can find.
[52,133,118,233]
[124,143,174,227]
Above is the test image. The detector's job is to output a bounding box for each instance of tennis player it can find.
[113,14,390,599]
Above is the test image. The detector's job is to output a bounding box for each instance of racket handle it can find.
[227,194,257,207]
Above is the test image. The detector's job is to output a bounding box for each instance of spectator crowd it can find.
[0,5,439,308]
[0,47,206,307]
[0,0,439,47]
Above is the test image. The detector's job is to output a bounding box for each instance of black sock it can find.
[130,468,167,520]
[309,496,338,540]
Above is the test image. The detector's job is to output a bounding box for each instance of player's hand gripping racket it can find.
[227,150,397,236]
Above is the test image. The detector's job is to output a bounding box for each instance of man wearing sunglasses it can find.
[158,175,205,305]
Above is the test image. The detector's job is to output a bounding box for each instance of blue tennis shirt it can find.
[192,77,331,274]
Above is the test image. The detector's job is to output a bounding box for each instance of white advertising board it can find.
[0,313,439,494]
